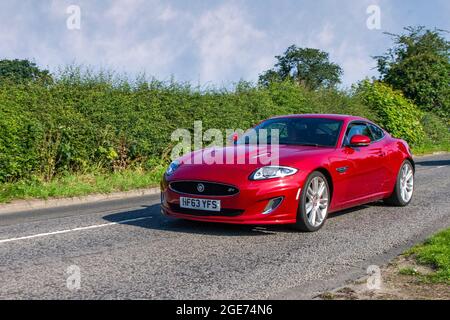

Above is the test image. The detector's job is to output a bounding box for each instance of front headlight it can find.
[165,160,180,176]
[249,166,298,180]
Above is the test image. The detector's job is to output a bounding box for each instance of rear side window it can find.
[368,124,385,141]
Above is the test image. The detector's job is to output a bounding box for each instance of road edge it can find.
[0,187,161,215]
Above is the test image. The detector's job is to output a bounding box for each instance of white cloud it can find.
[39,0,189,77]
[105,0,146,28]
[317,24,335,47]
[158,5,178,22]
[190,3,270,84]
[335,42,377,87]
[301,6,382,88]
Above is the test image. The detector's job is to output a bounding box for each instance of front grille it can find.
[168,203,244,217]
[169,181,239,196]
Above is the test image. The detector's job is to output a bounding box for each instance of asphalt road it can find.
[0,153,449,299]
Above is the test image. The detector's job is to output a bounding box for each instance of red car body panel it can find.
[160,114,413,225]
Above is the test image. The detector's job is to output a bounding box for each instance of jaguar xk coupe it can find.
[160,114,414,232]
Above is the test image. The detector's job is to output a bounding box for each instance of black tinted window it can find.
[369,124,385,141]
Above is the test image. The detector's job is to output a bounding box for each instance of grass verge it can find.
[403,228,450,284]
[412,142,450,155]
[0,167,165,203]
[317,228,450,300]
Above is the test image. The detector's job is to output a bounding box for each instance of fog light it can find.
[262,197,283,215]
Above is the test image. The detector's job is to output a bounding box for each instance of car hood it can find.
[168,145,332,184]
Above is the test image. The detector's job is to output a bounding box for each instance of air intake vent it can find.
[169,181,239,196]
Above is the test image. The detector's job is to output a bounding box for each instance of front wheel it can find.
[384,160,414,206]
[293,171,330,232]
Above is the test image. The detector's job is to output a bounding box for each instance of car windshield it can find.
[236,117,343,147]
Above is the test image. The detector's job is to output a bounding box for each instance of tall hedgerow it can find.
[356,80,425,146]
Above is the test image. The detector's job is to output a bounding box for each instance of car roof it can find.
[268,114,368,122]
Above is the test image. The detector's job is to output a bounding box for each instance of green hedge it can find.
[0,73,446,183]
[357,80,426,146]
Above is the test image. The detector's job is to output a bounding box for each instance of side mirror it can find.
[349,134,371,147]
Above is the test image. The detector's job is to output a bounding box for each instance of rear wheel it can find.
[293,171,330,232]
[384,160,414,206]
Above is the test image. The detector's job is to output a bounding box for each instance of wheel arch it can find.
[406,157,415,172]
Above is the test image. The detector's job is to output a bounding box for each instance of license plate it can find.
[179,197,221,212]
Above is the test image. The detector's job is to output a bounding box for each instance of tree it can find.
[357,80,425,146]
[259,45,343,90]
[0,59,52,84]
[375,26,450,118]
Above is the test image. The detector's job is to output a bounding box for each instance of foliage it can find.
[0,59,52,84]
[259,45,343,89]
[420,112,449,144]
[0,70,372,183]
[375,26,450,118]
[412,112,450,154]
[356,80,425,146]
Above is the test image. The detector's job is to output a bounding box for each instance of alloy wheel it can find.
[305,176,329,227]
[400,163,414,203]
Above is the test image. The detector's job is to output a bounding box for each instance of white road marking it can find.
[0,216,152,244]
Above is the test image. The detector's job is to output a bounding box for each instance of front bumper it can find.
[160,174,306,225]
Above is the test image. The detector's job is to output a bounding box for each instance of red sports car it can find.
[160,114,414,232]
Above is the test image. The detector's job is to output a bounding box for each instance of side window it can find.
[344,123,374,145]
[368,124,385,141]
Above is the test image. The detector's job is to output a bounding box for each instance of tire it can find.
[293,171,330,232]
[384,160,414,206]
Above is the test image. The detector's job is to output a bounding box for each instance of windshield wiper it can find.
[295,143,325,147]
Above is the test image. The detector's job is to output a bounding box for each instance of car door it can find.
[367,123,391,192]
[330,122,387,207]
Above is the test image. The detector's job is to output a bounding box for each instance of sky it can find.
[0,0,448,88]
